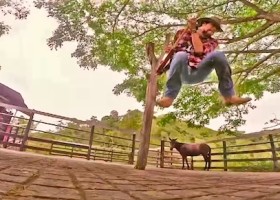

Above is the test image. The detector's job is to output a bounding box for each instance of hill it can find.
[25,109,228,151]
[99,109,234,145]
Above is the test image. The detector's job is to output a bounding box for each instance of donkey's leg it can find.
[207,148,212,171]
[186,156,190,170]
[182,156,185,169]
[207,153,211,171]
[191,156,194,170]
[203,154,208,171]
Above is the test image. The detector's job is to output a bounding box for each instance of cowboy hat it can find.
[197,16,223,32]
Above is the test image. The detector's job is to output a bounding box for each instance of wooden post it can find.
[135,43,157,170]
[93,150,96,160]
[223,141,228,171]
[156,149,159,167]
[87,125,95,160]
[135,35,171,170]
[71,147,74,158]
[12,127,19,144]
[170,150,173,167]
[129,133,136,164]
[268,134,279,171]
[49,143,54,155]
[110,150,113,162]
[160,139,165,168]
[20,113,34,151]
[134,43,157,170]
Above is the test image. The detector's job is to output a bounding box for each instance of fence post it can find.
[93,150,96,160]
[223,141,228,171]
[170,150,173,167]
[87,125,95,160]
[20,113,34,151]
[129,133,136,164]
[12,127,19,144]
[71,147,74,158]
[156,149,159,167]
[268,134,279,171]
[110,150,113,162]
[49,143,54,155]
[160,139,165,168]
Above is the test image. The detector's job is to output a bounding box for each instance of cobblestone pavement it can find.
[0,149,280,200]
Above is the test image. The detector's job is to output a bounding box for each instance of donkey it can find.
[169,138,211,171]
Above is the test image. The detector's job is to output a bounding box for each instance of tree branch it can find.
[146,42,157,65]
[131,13,276,41]
[223,48,280,54]
[238,49,280,84]
[112,0,130,34]
[158,33,171,62]
[257,64,280,82]
[190,81,218,87]
[237,0,267,14]
[263,123,280,130]
[229,33,278,64]
[223,15,262,24]
[270,0,280,11]
[229,33,270,65]
[132,23,184,39]
[263,115,280,130]
[241,25,280,48]
[112,0,130,66]
[259,12,280,22]
[227,21,273,44]
[150,1,229,16]
[263,35,280,50]
[248,50,280,74]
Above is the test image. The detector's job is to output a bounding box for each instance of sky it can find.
[0,4,280,133]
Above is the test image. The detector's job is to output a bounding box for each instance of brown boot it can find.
[156,96,174,108]
[223,95,252,106]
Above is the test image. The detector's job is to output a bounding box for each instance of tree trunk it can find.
[135,35,171,170]
[135,43,158,169]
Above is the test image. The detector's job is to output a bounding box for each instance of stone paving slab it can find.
[0,149,280,200]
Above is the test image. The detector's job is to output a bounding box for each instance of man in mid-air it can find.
[156,16,251,108]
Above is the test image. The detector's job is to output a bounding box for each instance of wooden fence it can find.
[1,102,280,172]
[0,103,137,165]
[160,132,280,171]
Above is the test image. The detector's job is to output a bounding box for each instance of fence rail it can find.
[0,103,137,165]
[1,102,280,172]
[159,133,280,171]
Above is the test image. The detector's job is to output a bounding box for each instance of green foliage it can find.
[238,79,266,99]
[0,0,30,36]
[34,0,280,130]
[173,85,223,126]
[118,109,142,130]
[113,77,148,102]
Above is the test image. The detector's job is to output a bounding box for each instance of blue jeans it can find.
[165,51,235,99]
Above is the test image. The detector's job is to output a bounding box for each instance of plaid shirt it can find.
[173,29,218,68]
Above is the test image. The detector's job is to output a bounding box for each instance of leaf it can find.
[35,0,280,131]
[0,0,30,36]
